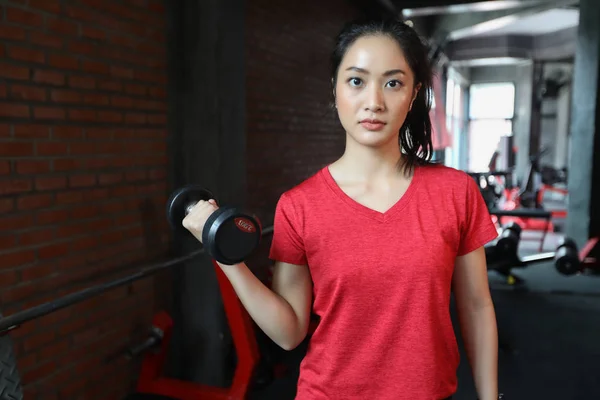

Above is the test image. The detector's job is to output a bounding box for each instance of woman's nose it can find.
[365,86,384,112]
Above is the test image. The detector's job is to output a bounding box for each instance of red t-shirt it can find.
[269,163,499,400]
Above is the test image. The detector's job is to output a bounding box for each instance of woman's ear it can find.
[409,83,421,111]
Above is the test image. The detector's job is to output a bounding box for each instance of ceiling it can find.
[468,8,579,36]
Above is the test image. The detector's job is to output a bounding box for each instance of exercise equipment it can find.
[495,222,522,256]
[554,237,580,276]
[167,185,262,265]
[553,236,599,276]
[0,309,22,400]
[127,260,260,400]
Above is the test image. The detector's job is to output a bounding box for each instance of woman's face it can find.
[335,34,420,149]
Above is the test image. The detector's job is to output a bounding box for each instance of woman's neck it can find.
[333,142,406,181]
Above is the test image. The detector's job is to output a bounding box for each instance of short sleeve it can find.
[269,193,308,265]
[457,174,499,256]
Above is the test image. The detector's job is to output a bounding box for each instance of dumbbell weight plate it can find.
[555,237,580,276]
[166,185,215,236]
[202,206,262,265]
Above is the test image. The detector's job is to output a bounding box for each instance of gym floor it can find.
[250,231,600,400]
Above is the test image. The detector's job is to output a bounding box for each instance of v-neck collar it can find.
[320,164,421,222]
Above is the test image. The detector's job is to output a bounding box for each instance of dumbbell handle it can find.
[185,201,198,216]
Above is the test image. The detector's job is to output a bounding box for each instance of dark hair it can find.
[331,17,434,174]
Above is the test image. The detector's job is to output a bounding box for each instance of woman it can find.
[183,17,500,400]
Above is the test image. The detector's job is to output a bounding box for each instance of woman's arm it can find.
[452,245,498,400]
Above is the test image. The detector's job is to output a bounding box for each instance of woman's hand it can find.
[182,199,219,243]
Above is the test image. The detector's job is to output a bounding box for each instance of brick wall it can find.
[0,0,170,399]
[245,0,359,276]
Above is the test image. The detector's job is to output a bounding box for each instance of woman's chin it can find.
[347,129,397,148]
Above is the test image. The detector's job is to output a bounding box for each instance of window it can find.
[469,83,515,120]
[467,82,516,172]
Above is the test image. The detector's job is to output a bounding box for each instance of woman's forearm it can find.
[457,301,498,400]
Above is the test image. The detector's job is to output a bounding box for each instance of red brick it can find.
[0,25,26,41]
[53,158,83,171]
[97,79,121,92]
[29,31,64,49]
[3,249,36,269]
[0,102,30,118]
[82,60,109,75]
[82,93,110,106]
[35,176,68,191]
[69,76,95,89]
[0,124,10,137]
[32,69,65,86]
[109,65,133,79]
[39,242,70,259]
[97,110,122,123]
[22,361,57,385]
[34,107,66,120]
[85,127,112,139]
[0,63,30,80]
[0,270,19,289]
[51,89,81,103]
[8,46,45,64]
[6,7,44,27]
[0,214,34,232]
[48,54,80,70]
[15,160,51,174]
[18,193,54,210]
[0,142,34,157]
[37,208,69,225]
[11,85,47,102]
[68,109,96,122]
[81,25,106,41]
[14,124,50,139]
[20,228,56,248]
[47,17,79,35]
[29,0,62,14]
[124,113,145,124]
[0,178,32,195]
[0,161,10,174]
[67,40,95,56]
[148,0,165,13]
[69,174,96,188]
[37,142,68,156]
[147,114,166,125]
[53,126,83,139]
[56,190,83,204]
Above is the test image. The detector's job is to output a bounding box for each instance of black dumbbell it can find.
[166,185,262,265]
[496,222,522,258]
[554,237,580,276]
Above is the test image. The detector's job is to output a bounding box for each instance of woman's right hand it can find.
[182,199,219,243]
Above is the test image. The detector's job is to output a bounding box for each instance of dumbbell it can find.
[166,185,262,265]
[554,237,580,276]
[496,222,522,258]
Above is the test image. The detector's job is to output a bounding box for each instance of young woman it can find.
[183,17,500,400]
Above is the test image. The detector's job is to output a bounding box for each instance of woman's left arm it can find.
[453,245,498,400]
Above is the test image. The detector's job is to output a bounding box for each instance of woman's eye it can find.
[348,77,363,87]
[386,80,402,88]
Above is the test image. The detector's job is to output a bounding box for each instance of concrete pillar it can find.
[513,63,533,184]
[165,0,246,387]
[566,0,600,245]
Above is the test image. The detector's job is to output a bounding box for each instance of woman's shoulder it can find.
[277,165,329,205]
[418,162,471,186]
